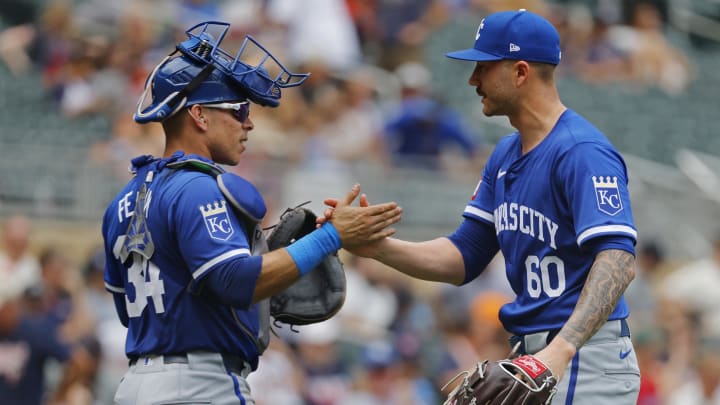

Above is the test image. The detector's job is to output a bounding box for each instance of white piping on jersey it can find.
[464,205,494,223]
[192,248,251,279]
[105,283,125,293]
[577,225,637,246]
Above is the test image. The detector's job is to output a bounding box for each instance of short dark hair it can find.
[529,62,556,82]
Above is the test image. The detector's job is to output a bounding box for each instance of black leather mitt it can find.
[267,206,346,326]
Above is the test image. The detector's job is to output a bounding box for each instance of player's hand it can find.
[532,336,577,383]
[319,189,370,223]
[322,184,402,249]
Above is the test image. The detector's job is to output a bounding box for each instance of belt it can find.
[509,318,630,355]
[129,352,251,377]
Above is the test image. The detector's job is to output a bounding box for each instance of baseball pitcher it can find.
[324,9,641,405]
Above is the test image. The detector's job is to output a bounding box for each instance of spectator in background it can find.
[57,38,105,118]
[635,240,675,290]
[624,241,661,331]
[30,0,78,100]
[659,234,720,336]
[606,1,693,94]
[345,339,436,405]
[47,336,103,405]
[32,247,95,344]
[338,256,399,340]
[326,65,386,166]
[574,8,633,85]
[435,288,511,372]
[0,23,36,76]
[292,319,353,405]
[246,338,305,405]
[355,0,448,70]
[0,278,93,405]
[381,61,482,173]
[0,215,41,299]
[468,291,512,361]
[264,0,362,71]
[664,334,720,404]
[633,328,665,405]
[80,247,126,405]
[433,285,478,372]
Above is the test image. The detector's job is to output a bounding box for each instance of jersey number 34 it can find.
[126,252,166,317]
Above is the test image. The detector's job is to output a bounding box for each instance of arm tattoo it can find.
[557,249,635,349]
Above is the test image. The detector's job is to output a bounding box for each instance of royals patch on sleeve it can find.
[200,200,234,240]
[592,176,623,216]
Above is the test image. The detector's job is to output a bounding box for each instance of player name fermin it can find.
[494,202,559,249]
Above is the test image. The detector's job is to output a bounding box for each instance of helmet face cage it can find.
[134,21,310,123]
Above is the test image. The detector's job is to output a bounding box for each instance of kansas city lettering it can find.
[494,202,559,249]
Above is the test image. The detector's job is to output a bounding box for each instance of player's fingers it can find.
[316,214,329,228]
[359,193,370,208]
[338,183,361,207]
[323,198,339,208]
[368,211,403,234]
[363,201,399,216]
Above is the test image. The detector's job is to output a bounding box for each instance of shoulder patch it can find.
[592,176,623,216]
[199,200,234,240]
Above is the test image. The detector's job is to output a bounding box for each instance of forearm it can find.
[557,249,636,350]
[371,237,465,285]
[252,248,302,303]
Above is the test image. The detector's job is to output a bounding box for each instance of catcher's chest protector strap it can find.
[215,172,271,352]
[168,160,271,353]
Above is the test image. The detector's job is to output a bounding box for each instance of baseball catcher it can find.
[442,354,557,405]
[101,19,402,405]
[267,204,346,327]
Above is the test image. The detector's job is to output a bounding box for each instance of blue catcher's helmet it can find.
[134,21,310,123]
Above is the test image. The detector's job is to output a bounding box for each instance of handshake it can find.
[267,184,402,328]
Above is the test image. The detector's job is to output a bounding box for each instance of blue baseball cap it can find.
[446,9,561,65]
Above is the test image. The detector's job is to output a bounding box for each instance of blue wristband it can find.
[285,223,342,276]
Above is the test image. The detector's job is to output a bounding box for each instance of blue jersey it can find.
[102,152,262,368]
[463,109,636,335]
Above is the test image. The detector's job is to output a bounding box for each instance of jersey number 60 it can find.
[525,255,566,298]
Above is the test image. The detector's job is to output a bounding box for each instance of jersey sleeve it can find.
[172,175,255,289]
[463,146,500,226]
[102,200,126,294]
[556,142,637,247]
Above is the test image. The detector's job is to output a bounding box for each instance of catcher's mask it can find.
[134,21,310,123]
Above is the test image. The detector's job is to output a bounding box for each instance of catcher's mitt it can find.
[442,355,557,405]
[267,205,346,327]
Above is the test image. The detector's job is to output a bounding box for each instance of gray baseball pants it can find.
[114,351,254,405]
[513,319,641,405]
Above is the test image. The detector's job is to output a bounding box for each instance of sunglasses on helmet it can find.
[202,101,250,122]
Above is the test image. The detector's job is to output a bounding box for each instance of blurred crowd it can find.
[3,214,720,405]
[0,0,699,182]
[0,0,717,404]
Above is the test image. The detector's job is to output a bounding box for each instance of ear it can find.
[514,61,530,86]
[187,104,208,130]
